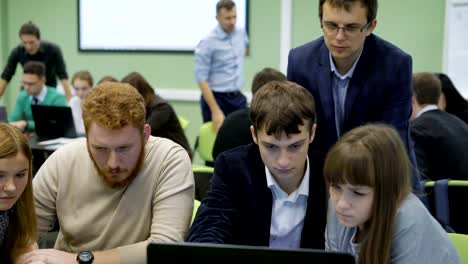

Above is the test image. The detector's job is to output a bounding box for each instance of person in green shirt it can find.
[8,61,67,132]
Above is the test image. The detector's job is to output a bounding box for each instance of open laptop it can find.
[147,242,355,263]
[31,105,77,140]
[0,106,7,122]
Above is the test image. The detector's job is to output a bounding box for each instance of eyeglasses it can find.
[321,21,371,36]
[22,80,40,88]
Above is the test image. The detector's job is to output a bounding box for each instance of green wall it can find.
[0,0,446,157]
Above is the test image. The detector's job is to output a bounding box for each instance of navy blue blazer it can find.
[287,34,421,189]
[186,143,327,249]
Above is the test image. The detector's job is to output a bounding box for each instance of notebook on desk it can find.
[31,105,77,140]
[147,242,355,263]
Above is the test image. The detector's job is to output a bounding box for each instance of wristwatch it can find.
[77,250,94,264]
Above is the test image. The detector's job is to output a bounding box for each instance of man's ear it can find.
[143,124,151,144]
[365,19,377,36]
[309,123,317,144]
[250,125,258,145]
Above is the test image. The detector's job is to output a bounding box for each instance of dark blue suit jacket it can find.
[186,143,327,249]
[287,34,421,189]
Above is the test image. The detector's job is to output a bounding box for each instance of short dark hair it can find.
[251,68,286,95]
[250,80,316,139]
[72,70,94,87]
[413,72,441,105]
[23,61,46,78]
[216,0,236,14]
[19,21,41,39]
[319,0,378,23]
[121,72,155,106]
[97,75,118,85]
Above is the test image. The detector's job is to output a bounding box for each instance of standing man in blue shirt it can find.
[195,0,249,132]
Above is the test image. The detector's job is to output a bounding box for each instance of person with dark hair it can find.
[212,67,286,159]
[97,75,119,85]
[187,80,327,249]
[436,73,468,125]
[0,123,37,264]
[8,61,67,131]
[324,124,460,264]
[70,70,94,135]
[0,21,72,101]
[121,72,192,159]
[195,0,249,132]
[287,0,421,190]
[410,72,468,180]
[19,82,194,264]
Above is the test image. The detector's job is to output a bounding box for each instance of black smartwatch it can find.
[77,250,94,264]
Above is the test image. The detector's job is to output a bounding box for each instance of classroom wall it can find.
[0,0,446,156]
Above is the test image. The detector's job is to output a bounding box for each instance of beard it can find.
[88,139,146,188]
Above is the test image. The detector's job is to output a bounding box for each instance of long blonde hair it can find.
[324,124,411,264]
[0,123,37,263]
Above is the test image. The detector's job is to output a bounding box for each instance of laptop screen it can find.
[31,105,77,140]
[147,242,355,263]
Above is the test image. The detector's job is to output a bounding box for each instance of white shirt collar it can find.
[30,85,48,103]
[329,49,363,80]
[266,158,310,202]
[415,104,439,118]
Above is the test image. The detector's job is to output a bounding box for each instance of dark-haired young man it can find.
[187,80,327,249]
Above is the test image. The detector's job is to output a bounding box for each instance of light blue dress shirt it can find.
[329,51,362,137]
[195,25,248,92]
[266,158,310,249]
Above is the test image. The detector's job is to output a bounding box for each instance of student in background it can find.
[70,70,93,135]
[188,81,327,249]
[0,21,72,101]
[410,72,468,181]
[324,124,460,264]
[436,73,468,125]
[212,67,286,160]
[121,72,192,159]
[0,123,37,263]
[8,61,67,132]
[96,75,118,85]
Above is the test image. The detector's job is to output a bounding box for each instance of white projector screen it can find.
[78,0,248,52]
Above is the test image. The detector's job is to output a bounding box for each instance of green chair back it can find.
[192,199,201,225]
[177,115,190,130]
[448,233,468,263]
[197,122,217,162]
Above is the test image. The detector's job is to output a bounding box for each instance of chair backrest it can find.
[197,122,217,162]
[192,199,201,225]
[192,164,214,201]
[448,233,468,263]
[177,115,190,130]
[424,180,468,234]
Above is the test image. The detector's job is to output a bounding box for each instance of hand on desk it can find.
[17,249,75,264]
[10,120,27,131]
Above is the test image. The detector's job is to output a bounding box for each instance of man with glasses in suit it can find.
[287,0,420,190]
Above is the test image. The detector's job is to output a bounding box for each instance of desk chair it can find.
[192,164,214,201]
[423,180,468,234]
[193,122,217,166]
[448,233,468,263]
[192,200,201,225]
[177,115,190,130]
